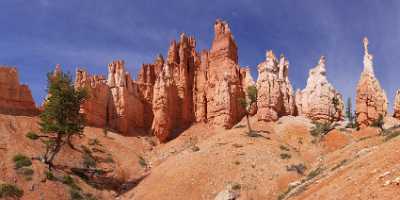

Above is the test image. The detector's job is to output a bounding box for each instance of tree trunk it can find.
[246,114,252,134]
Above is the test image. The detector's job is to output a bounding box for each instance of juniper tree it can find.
[345,97,355,128]
[239,86,258,134]
[37,71,87,169]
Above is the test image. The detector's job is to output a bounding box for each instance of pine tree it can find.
[239,86,258,135]
[345,97,355,128]
[38,71,88,170]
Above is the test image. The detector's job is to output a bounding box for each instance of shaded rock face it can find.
[393,90,400,119]
[295,56,344,122]
[137,55,164,128]
[356,37,388,128]
[205,19,245,128]
[75,69,110,128]
[256,51,295,121]
[0,67,38,116]
[151,65,179,142]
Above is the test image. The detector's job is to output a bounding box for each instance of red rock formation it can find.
[206,19,245,128]
[107,60,145,134]
[295,56,344,122]
[256,51,295,121]
[137,54,164,128]
[151,64,179,142]
[75,69,110,128]
[356,37,388,128]
[193,50,209,122]
[393,90,400,119]
[0,66,38,116]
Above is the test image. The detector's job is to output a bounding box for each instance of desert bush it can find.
[0,183,23,198]
[13,154,32,169]
[17,167,34,180]
[306,167,323,180]
[88,139,101,146]
[280,153,291,160]
[280,145,290,151]
[286,164,306,175]
[82,153,96,168]
[26,131,40,140]
[138,155,148,168]
[371,114,384,129]
[384,131,400,142]
[310,122,333,137]
[62,175,81,191]
[45,171,56,181]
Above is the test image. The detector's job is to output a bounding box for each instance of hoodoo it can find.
[256,51,295,121]
[355,37,388,128]
[295,56,344,122]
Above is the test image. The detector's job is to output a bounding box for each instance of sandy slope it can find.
[1,113,400,200]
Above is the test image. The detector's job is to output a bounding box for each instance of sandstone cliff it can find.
[256,51,295,121]
[0,66,38,116]
[356,37,388,128]
[296,56,344,122]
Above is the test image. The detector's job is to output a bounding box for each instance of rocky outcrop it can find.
[151,64,179,142]
[107,60,145,134]
[356,37,388,128]
[205,19,245,128]
[0,66,38,116]
[256,51,295,121]
[393,90,400,119]
[75,69,110,128]
[295,56,344,122]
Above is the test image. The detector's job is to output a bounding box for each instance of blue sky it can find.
[1,0,400,111]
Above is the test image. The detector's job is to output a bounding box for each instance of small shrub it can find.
[371,114,384,129]
[384,131,400,142]
[331,159,348,171]
[286,164,306,175]
[88,139,101,146]
[70,188,83,200]
[280,153,291,160]
[82,153,96,168]
[310,122,333,137]
[138,156,147,168]
[13,154,32,169]
[17,167,34,180]
[191,145,200,152]
[103,155,115,163]
[26,131,39,140]
[62,175,81,191]
[0,183,24,198]
[280,145,290,151]
[45,171,56,181]
[306,167,323,180]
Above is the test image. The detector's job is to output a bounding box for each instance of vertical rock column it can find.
[355,37,388,128]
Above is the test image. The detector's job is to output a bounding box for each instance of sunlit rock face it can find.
[356,37,388,128]
[205,19,245,128]
[107,60,145,134]
[256,51,295,122]
[295,56,344,122]
[0,66,38,116]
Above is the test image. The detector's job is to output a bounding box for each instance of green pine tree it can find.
[39,71,88,170]
[239,86,258,135]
